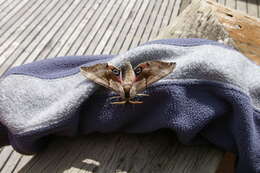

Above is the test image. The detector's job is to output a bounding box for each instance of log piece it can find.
[157,0,260,64]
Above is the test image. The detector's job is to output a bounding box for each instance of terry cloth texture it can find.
[0,38,260,173]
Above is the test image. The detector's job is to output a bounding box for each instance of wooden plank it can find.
[19,138,73,172]
[149,0,170,40]
[66,0,111,55]
[218,0,226,5]
[0,0,70,75]
[94,0,138,54]
[225,0,236,9]
[0,0,34,39]
[0,0,22,20]
[247,0,258,17]
[49,138,83,172]
[17,134,222,173]
[76,0,118,55]
[15,156,41,173]
[42,0,97,58]
[0,146,13,171]
[258,0,260,18]
[92,0,132,55]
[12,155,34,173]
[84,0,126,55]
[0,0,48,59]
[138,0,163,45]
[36,0,100,59]
[170,0,182,22]
[23,0,91,64]
[179,0,192,14]
[0,0,40,58]
[0,0,28,20]
[216,152,236,173]
[0,0,12,8]
[130,0,158,47]
[0,0,59,71]
[162,0,177,27]
[11,0,81,66]
[0,151,22,173]
[103,0,144,54]
[117,0,150,53]
[236,0,247,13]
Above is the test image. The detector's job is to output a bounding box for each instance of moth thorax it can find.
[121,62,135,83]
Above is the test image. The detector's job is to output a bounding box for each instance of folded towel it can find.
[0,39,259,173]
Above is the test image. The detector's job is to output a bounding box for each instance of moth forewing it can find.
[132,78,147,94]
[133,61,176,93]
[128,83,138,98]
[160,61,176,75]
[109,80,125,98]
[80,64,124,97]
[147,62,176,85]
[80,65,110,87]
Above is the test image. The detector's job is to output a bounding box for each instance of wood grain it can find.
[18,133,222,173]
[158,0,260,64]
[215,2,260,64]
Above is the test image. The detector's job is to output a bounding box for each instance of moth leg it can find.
[136,93,149,97]
[129,100,143,104]
[111,100,127,104]
[109,96,121,100]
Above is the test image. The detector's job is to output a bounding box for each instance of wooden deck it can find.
[0,0,259,172]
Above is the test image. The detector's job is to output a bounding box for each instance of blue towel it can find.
[0,39,259,173]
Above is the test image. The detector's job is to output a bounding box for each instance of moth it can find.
[80,61,176,104]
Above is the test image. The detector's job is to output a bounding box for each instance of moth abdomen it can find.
[123,84,131,98]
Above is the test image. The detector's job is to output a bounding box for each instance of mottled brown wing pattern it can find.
[80,64,124,97]
[133,61,176,93]
[80,61,176,104]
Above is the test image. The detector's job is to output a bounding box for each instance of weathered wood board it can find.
[158,0,260,64]
[17,132,222,173]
